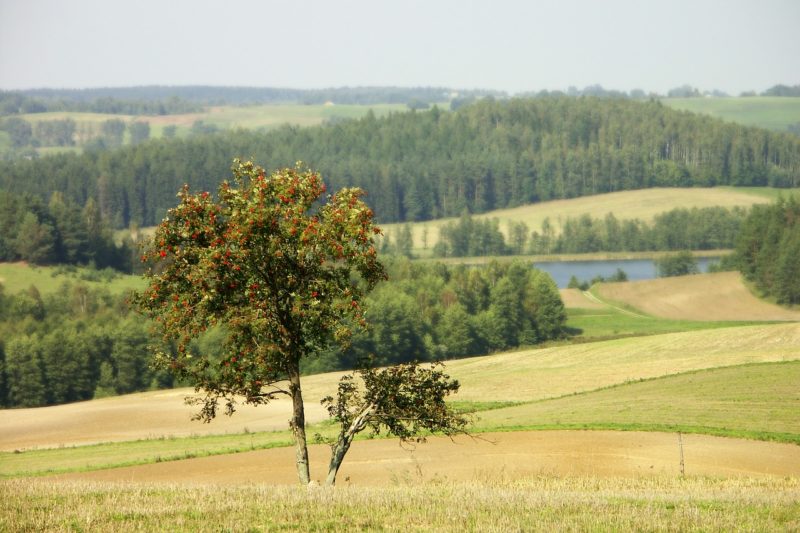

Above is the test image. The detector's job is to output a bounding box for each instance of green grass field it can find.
[0,263,145,295]
[662,96,800,131]
[475,361,800,443]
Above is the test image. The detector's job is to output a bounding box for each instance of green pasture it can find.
[564,307,762,340]
[662,97,800,131]
[0,263,145,295]
[475,361,800,444]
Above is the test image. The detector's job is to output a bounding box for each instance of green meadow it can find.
[662,96,800,131]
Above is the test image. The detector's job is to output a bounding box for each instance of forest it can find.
[1,97,798,231]
[0,258,565,408]
[736,196,800,304]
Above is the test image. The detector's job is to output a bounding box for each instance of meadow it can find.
[662,96,800,131]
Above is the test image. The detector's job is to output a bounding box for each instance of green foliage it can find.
[320,361,468,484]
[656,251,699,277]
[736,197,800,304]
[135,160,386,419]
[0,190,134,270]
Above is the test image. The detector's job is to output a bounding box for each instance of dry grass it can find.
[2,475,798,531]
[595,271,800,321]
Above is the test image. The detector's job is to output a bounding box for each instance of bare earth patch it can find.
[53,430,800,485]
[596,272,800,321]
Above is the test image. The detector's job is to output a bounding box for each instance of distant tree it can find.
[15,212,56,264]
[162,125,178,138]
[135,160,465,485]
[0,117,33,147]
[407,99,431,110]
[128,121,150,145]
[656,251,699,277]
[100,119,126,147]
[4,335,47,407]
[667,85,701,98]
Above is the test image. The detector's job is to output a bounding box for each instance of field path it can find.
[52,430,800,485]
[582,290,649,318]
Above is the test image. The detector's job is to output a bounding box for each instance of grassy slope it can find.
[476,361,800,442]
[0,263,145,295]
[661,96,800,131]
[380,187,772,255]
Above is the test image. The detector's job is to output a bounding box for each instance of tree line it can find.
[0,257,566,408]
[2,97,798,230]
[0,91,202,117]
[735,196,800,304]
[429,206,747,258]
[0,278,172,408]
[0,190,137,271]
[303,258,566,374]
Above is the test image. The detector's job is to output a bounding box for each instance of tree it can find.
[128,121,150,145]
[135,160,466,485]
[656,251,699,277]
[320,361,468,485]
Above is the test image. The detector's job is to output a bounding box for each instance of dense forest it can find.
[1,97,798,230]
[735,197,800,304]
[0,258,565,408]
[0,190,136,271]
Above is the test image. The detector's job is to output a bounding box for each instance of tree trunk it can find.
[288,364,310,485]
[325,403,375,486]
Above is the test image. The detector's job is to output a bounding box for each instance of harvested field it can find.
[596,271,800,321]
[4,323,798,451]
[52,430,800,485]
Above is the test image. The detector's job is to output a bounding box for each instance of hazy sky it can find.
[1,0,798,95]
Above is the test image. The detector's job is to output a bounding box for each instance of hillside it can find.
[3,97,799,229]
[3,322,797,452]
[662,96,800,131]
[594,271,800,321]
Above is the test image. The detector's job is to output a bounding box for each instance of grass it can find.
[0,262,145,295]
[474,361,800,444]
[564,307,763,340]
[0,430,295,479]
[662,96,800,131]
[2,476,798,531]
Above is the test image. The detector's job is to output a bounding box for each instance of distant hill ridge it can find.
[1,97,798,228]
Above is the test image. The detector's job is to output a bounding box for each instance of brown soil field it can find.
[0,380,338,451]
[596,271,800,321]
[53,430,800,485]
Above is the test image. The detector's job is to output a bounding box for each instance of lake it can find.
[534,257,720,288]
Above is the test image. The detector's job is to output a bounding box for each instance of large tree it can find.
[135,160,466,485]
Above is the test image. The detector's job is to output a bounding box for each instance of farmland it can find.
[662,96,800,131]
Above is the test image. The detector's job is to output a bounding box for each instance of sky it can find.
[1,0,799,95]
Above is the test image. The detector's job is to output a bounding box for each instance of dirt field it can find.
[53,430,800,485]
[596,271,800,321]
